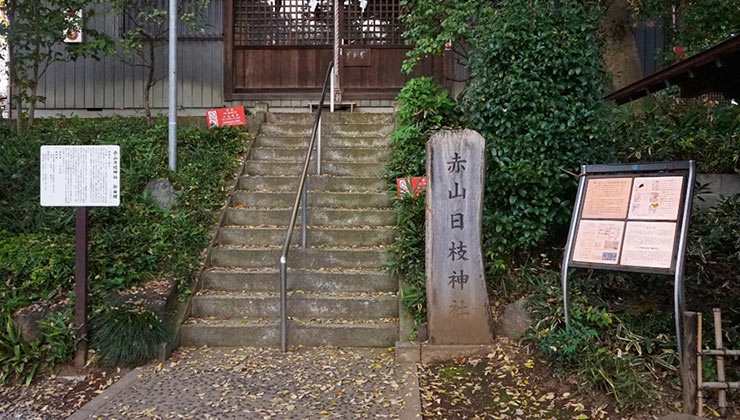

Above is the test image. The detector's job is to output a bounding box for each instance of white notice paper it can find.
[572,220,625,265]
[40,146,120,207]
[620,221,677,269]
[628,176,683,220]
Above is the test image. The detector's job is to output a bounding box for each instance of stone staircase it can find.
[180,112,399,348]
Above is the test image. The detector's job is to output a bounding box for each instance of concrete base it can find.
[421,344,497,364]
[396,341,421,363]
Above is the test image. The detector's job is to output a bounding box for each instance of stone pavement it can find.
[69,346,421,420]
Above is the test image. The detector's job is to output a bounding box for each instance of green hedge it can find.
[464,0,610,262]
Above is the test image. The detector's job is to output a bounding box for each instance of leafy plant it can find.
[0,316,45,385]
[111,0,209,117]
[608,98,740,174]
[464,0,610,261]
[91,305,169,367]
[0,0,113,129]
[391,194,428,324]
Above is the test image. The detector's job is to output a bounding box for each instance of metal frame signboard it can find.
[561,161,695,358]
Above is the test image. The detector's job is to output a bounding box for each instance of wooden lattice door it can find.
[225,0,448,100]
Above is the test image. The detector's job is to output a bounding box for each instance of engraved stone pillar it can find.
[426,129,495,345]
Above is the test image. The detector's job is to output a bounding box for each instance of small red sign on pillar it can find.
[396,177,427,199]
[206,106,247,128]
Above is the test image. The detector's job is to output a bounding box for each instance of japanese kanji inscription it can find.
[426,130,495,345]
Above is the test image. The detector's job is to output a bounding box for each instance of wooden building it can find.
[34,0,449,116]
[32,1,666,115]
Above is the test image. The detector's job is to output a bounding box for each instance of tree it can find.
[0,0,112,129]
[629,0,740,57]
[112,0,208,118]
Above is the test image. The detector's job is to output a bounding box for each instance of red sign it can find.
[396,177,427,199]
[63,10,83,44]
[206,106,247,128]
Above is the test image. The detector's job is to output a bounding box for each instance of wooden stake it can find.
[713,308,727,418]
[74,207,89,370]
[682,312,698,415]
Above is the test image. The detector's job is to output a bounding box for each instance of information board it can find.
[40,145,120,207]
[562,161,695,358]
[569,173,688,274]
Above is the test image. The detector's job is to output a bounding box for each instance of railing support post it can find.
[280,257,287,352]
[317,117,322,175]
[301,183,308,248]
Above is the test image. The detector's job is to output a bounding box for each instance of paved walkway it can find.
[70,347,420,420]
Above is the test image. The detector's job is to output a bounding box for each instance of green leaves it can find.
[91,305,169,367]
[464,0,610,260]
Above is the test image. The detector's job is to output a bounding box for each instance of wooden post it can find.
[697,312,704,417]
[713,308,727,417]
[682,311,698,415]
[74,207,89,370]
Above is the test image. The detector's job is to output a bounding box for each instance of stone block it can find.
[495,298,532,341]
[145,178,178,211]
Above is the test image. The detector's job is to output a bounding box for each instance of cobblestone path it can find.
[76,346,415,419]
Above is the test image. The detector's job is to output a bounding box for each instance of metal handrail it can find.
[279,61,334,352]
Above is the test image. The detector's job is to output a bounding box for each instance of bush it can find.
[91,305,169,367]
[608,99,740,174]
[385,77,459,182]
[0,233,74,315]
[386,78,459,324]
[0,316,46,385]
[464,0,610,261]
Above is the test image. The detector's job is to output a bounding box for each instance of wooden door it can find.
[225,0,449,100]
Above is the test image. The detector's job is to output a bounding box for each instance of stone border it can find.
[66,368,142,420]
[158,106,267,360]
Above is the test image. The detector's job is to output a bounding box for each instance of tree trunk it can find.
[143,40,156,119]
[601,0,644,91]
[28,51,40,128]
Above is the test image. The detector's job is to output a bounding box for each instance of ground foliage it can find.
[608,97,740,174]
[419,338,673,419]
[0,117,247,381]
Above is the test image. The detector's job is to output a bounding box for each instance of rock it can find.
[495,298,532,341]
[145,178,178,211]
[12,305,51,342]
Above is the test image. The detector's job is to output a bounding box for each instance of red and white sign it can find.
[64,10,83,44]
[206,106,247,128]
[396,177,427,199]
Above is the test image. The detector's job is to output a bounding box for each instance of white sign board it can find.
[40,146,120,207]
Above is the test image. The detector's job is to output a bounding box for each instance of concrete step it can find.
[260,123,393,137]
[201,269,396,293]
[245,160,385,177]
[217,226,395,247]
[180,318,398,347]
[224,208,396,227]
[267,112,394,125]
[209,247,389,269]
[231,191,394,209]
[190,292,398,319]
[250,147,391,163]
[255,135,390,149]
[238,176,387,193]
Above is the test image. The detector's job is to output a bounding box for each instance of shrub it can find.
[0,316,46,385]
[91,305,169,367]
[0,233,74,315]
[386,78,459,324]
[464,0,610,261]
[608,99,740,174]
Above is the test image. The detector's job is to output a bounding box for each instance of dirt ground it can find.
[418,337,691,420]
[0,363,124,420]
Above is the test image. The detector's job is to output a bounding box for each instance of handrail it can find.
[279,61,334,352]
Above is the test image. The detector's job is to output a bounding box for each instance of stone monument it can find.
[426,129,495,345]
